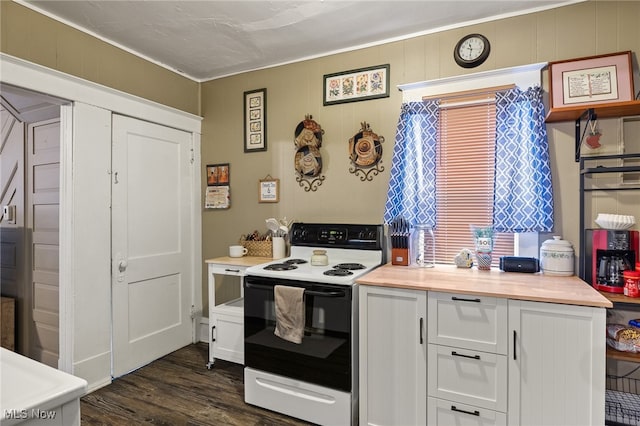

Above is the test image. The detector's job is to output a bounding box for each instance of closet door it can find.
[111,115,193,377]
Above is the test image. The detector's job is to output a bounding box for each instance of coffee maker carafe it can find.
[588,230,639,293]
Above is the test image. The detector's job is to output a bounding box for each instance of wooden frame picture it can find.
[323,64,390,106]
[244,88,267,152]
[549,51,634,109]
[205,163,230,209]
[206,163,230,186]
[259,177,279,203]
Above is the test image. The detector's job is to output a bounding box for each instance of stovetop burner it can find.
[264,263,298,271]
[324,269,353,277]
[334,263,365,270]
[285,258,308,265]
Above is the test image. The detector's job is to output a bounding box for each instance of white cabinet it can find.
[206,257,271,367]
[428,292,508,418]
[359,287,606,426]
[359,285,427,426]
[508,299,606,426]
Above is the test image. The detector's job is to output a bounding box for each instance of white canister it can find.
[311,250,328,266]
[540,236,574,276]
[272,237,286,259]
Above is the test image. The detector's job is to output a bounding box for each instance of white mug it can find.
[229,245,248,258]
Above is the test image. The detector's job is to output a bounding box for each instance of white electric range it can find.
[243,222,384,426]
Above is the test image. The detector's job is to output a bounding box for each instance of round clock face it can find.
[454,34,490,68]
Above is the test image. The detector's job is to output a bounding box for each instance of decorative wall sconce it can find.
[294,114,325,192]
[349,122,384,181]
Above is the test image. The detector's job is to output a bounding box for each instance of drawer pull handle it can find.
[451,296,481,303]
[451,351,480,360]
[451,406,480,417]
[224,268,240,273]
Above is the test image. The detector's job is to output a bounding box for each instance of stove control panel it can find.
[290,223,383,250]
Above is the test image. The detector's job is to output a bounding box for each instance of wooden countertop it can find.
[356,263,613,308]
[205,256,273,267]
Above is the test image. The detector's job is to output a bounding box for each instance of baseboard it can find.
[199,317,209,343]
[74,350,112,392]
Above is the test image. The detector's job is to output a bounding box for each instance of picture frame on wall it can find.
[205,163,230,209]
[244,88,267,152]
[548,51,634,110]
[259,176,279,203]
[323,64,390,106]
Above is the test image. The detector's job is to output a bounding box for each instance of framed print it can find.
[206,163,230,186]
[323,64,390,106]
[259,176,279,203]
[549,51,634,109]
[244,88,267,152]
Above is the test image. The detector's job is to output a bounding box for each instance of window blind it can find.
[435,96,514,265]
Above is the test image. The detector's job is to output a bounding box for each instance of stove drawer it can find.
[428,344,507,412]
[428,291,507,354]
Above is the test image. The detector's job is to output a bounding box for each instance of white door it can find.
[26,118,61,367]
[359,285,427,426]
[111,114,193,377]
[508,300,606,426]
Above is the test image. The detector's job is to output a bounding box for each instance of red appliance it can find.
[590,230,639,293]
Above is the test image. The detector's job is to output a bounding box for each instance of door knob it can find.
[118,260,128,272]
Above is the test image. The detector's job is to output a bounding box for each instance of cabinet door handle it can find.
[451,406,480,417]
[452,351,480,360]
[451,296,481,303]
[513,330,517,360]
[212,325,216,342]
[419,318,424,344]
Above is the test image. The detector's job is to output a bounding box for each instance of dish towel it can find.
[274,285,305,344]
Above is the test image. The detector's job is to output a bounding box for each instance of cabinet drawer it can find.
[428,397,506,426]
[209,264,248,276]
[428,291,507,354]
[428,344,507,412]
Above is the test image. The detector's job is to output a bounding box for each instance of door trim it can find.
[1,53,202,389]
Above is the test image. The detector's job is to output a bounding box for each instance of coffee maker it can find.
[585,230,639,293]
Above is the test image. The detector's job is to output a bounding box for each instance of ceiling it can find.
[20,0,576,82]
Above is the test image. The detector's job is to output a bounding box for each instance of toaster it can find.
[499,256,540,273]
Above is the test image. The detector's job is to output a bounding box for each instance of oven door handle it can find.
[245,282,345,298]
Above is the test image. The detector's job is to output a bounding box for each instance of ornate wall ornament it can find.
[294,114,325,192]
[348,122,384,181]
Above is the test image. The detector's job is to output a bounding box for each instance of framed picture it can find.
[323,64,390,106]
[244,88,267,152]
[206,163,230,186]
[259,177,279,203]
[205,163,230,209]
[549,51,634,109]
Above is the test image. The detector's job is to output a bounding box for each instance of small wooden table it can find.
[205,256,271,368]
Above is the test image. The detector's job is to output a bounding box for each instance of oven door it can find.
[244,276,353,392]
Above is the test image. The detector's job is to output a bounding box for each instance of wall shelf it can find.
[545,100,640,123]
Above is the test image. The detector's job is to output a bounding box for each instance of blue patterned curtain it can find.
[493,86,554,232]
[383,100,439,226]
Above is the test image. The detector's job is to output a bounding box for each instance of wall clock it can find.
[454,33,490,68]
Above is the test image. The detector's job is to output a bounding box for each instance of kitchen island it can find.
[356,264,611,426]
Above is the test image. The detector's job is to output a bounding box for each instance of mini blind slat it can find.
[435,97,514,265]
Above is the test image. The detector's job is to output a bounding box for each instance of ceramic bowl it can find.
[594,214,636,230]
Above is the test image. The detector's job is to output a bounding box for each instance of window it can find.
[435,93,514,265]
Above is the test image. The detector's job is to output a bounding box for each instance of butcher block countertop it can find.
[356,263,613,308]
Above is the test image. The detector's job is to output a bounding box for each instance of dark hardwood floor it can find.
[81,343,313,425]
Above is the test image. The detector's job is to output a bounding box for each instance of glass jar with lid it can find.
[411,224,435,268]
